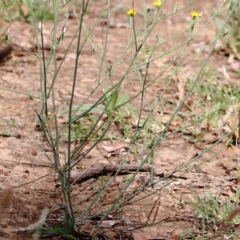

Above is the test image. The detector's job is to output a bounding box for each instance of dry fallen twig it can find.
[70,163,164,184]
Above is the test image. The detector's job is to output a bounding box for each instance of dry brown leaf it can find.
[202,132,218,144]
[101,143,128,153]
[223,104,240,140]
[227,188,234,198]
[177,74,185,104]
[99,220,117,228]
[160,113,181,127]
[20,5,29,17]
[132,231,155,240]
[226,207,240,222]
[231,61,240,71]
[56,53,76,60]
[2,72,18,82]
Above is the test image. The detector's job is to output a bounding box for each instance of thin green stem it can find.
[66,0,89,227]
[132,16,138,52]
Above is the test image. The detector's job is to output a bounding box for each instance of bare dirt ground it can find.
[0,0,240,239]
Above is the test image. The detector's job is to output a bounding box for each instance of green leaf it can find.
[226,0,232,10]
[116,93,128,106]
[42,226,78,240]
[107,91,118,111]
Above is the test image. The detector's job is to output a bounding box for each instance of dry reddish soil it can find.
[0,0,240,239]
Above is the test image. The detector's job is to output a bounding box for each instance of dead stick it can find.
[70,163,164,184]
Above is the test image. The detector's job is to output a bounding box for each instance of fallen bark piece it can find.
[70,163,164,184]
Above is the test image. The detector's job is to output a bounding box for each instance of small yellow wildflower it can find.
[190,11,202,19]
[153,0,163,8]
[127,9,137,16]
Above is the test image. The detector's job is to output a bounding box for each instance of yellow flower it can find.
[127,9,137,16]
[153,0,163,8]
[190,11,202,18]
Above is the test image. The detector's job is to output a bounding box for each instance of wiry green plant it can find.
[2,0,239,238]
[0,0,53,24]
[185,190,240,238]
[215,0,240,55]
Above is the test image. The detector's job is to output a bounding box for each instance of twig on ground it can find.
[70,163,164,184]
